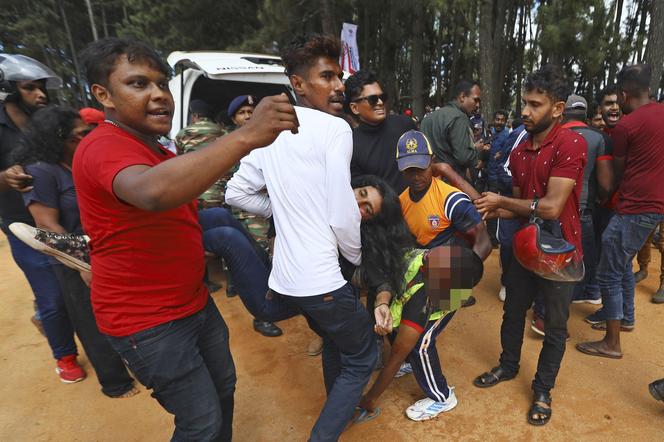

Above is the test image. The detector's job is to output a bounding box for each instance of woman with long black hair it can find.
[12,105,137,398]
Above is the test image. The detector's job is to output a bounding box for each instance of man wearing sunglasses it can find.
[344,70,416,194]
[421,80,482,178]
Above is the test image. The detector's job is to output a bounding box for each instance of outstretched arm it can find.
[112,94,298,212]
[359,325,421,411]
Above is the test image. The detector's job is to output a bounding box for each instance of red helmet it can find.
[512,218,584,282]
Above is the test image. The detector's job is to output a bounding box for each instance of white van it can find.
[167,51,295,138]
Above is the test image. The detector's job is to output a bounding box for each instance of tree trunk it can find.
[515,0,528,116]
[645,0,664,96]
[479,0,507,117]
[411,1,425,117]
[57,0,88,106]
[320,0,334,35]
[607,0,624,84]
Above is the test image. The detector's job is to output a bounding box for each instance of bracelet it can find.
[374,303,389,310]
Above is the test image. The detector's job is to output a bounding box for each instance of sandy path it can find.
[0,236,662,441]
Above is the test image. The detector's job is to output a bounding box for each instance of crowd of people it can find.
[0,32,663,441]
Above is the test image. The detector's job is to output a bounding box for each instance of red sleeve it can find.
[85,135,156,198]
[611,123,629,158]
[550,133,587,180]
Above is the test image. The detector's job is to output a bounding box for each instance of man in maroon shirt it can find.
[75,38,298,441]
[577,64,664,359]
[472,65,586,426]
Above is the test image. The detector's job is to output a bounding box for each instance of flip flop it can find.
[576,341,623,359]
[353,407,381,424]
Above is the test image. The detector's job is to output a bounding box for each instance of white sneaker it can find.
[405,387,457,421]
[394,362,413,378]
[498,286,506,302]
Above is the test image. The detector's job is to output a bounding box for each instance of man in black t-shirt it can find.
[344,70,416,193]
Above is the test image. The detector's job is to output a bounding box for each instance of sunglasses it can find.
[352,93,388,106]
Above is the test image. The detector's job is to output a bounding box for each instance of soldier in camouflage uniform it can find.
[175,99,228,207]
[226,95,272,258]
[177,98,281,337]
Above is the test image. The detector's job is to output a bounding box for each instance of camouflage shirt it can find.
[176,120,271,254]
[175,118,228,205]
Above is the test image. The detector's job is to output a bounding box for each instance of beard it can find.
[523,114,554,135]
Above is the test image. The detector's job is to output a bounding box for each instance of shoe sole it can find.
[652,297,664,304]
[406,395,458,421]
[584,317,605,325]
[590,322,635,332]
[530,323,545,337]
[9,223,91,272]
[571,299,602,305]
[55,368,85,384]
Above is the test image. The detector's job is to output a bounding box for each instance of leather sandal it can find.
[527,391,552,426]
[473,365,517,388]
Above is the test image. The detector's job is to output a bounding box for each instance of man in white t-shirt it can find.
[226,34,382,441]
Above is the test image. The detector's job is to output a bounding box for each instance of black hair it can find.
[616,64,651,98]
[281,34,341,78]
[596,84,619,105]
[524,64,571,103]
[511,117,523,128]
[12,105,81,165]
[493,109,507,119]
[453,80,480,98]
[343,70,381,113]
[351,175,415,296]
[80,37,171,87]
[189,99,214,119]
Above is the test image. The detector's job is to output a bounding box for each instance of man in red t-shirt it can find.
[74,38,298,441]
[577,64,664,360]
[472,65,586,426]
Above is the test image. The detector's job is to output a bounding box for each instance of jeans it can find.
[106,297,236,442]
[198,208,298,322]
[52,265,135,397]
[597,213,664,322]
[497,217,520,287]
[572,212,600,300]
[2,226,77,359]
[282,284,376,442]
[500,257,575,395]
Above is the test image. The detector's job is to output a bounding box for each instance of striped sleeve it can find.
[444,191,482,232]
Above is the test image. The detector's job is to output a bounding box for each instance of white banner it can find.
[340,22,360,74]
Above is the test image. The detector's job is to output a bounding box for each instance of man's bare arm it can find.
[431,162,480,201]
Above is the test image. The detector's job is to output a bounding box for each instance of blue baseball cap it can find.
[227,95,256,117]
[396,130,433,171]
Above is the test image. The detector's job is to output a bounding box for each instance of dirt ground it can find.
[0,235,662,441]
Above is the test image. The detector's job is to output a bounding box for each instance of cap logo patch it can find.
[405,138,418,153]
[247,95,254,105]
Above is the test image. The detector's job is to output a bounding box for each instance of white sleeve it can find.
[326,128,362,265]
[225,151,272,217]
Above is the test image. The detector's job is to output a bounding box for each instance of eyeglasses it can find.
[352,93,388,106]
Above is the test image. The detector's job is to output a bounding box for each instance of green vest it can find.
[390,249,472,329]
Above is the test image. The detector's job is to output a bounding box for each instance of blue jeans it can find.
[106,297,236,442]
[2,227,77,359]
[572,212,600,300]
[597,213,664,322]
[283,284,377,442]
[198,208,298,322]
